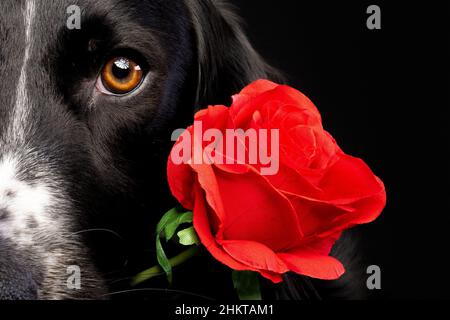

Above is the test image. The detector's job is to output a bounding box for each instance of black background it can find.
[231,1,450,299]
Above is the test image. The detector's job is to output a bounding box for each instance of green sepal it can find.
[232,271,262,300]
[177,226,200,246]
[165,211,193,241]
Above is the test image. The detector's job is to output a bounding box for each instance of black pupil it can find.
[112,58,131,80]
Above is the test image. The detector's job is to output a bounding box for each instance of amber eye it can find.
[100,57,144,95]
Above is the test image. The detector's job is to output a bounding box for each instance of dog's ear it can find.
[185,0,283,108]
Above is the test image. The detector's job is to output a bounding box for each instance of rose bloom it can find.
[168,80,386,282]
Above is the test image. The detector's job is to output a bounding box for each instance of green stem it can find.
[131,246,199,286]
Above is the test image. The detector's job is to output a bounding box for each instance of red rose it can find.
[167,80,386,283]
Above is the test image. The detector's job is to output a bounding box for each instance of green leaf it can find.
[164,211,193,241]
[232,271,262,300]
[177,227,200,246]
[157,208,179,235]
[154,208,180,284]
[156,236,172,284]
[153,208,195,284]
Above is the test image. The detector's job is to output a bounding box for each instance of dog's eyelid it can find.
[103,48,150,70]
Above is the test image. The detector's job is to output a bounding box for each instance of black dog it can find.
[0,0,364,300]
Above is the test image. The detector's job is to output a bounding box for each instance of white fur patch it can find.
[0,154,57,247]
[0,1,54,247]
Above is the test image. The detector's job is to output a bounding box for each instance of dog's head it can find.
[0,0,277,299]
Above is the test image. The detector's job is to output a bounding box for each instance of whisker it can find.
[102,288,215,301]
[104,270,166,285]
[105,276,135,285]
[72,228,125,241]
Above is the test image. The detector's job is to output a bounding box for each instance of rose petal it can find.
[221,240,289,274]
[318,153,386,202]
[289,153,386,237]
[325,187,386,237]
[204,167,303,251]
[288,188,385,238]
[278,254,344,280]
[194,105,231,131]
[239,79,279,96]
[258,271,284,284]
[287,196,350,237]
[192,184,254,272]
[274,152,386,206]
[191,163,228,223]
[264,161,323,200]
[167,155,196,210]
[167,106,233,210]
[278,249,345,280]
[231,83,322,129]
[263,102,323,132]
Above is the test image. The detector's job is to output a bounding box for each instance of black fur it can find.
[0,0,362,300]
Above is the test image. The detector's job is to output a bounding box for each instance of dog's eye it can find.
[99,57,144,95]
